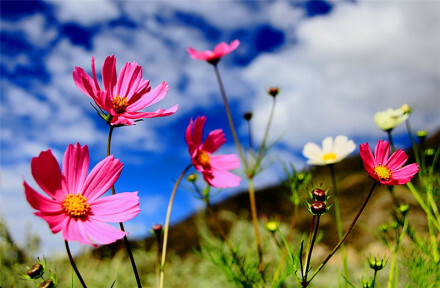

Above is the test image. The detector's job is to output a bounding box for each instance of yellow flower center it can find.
[113,95,128,114]
[322,152,337,162]
[62,194,90,218]
[196,150,210,166]
[374,165,391,181]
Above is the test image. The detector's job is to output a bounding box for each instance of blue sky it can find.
[1,0,439,256]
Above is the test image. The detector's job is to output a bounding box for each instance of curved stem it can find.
[106,125,142,288]
[213,64,248,171]
[255,96,276,165]
[329,164,348,280]
[248,177,265,281]
[303,215,320,283]
[159,164,192,288]
[65,241,87,288]
[306,181,378,285]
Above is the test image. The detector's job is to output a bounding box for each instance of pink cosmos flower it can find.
[73,55,178,126]
[187,40,240,64]
[185,116,241,188]
[23,143,140,246]
[359,140,419,185]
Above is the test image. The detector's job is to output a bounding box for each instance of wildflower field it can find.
[1,1,439,288]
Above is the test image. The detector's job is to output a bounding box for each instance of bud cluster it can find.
[306,188,331,216]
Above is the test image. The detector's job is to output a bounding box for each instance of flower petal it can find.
[210,154,240,170]
[81,220,126,245]
[359,142,376,176]
[37,211,69,234]
[203,168,241,188]
[187,48,213,60]
[392,164,419,184]
[24,181,62,213]
[72,67,99,101]
[202,129,225,153]
[90,192,140,223]
[122,105,178,120]
[102,55,117,97]
[31,149,65,199]
[321,136,334,153]
[385,149,408,170]
[62,143,89,195]
[374,140,390,165]
[116,62,142,99]
[303,142,324,165]
[82,156,123,201]
[62,218,95,246]
[127,81,168,112]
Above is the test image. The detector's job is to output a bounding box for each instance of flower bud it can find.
[398,204,410,216]
[39,279,56,288]
[266,221,278,233]
[152,224,163,237]
[416,130,427,143]
[311,201,327,215]
[379,224,388,233]
[27,263,44,279]
[369,257,387,271]
[267,87,279,97]
[401,103,411,114]
[186,173,198,183]
[243,112,253,121]
[311,188,326,201]
[361,280,373,288]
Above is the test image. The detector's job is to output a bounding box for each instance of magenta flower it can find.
[185,116,241,188]
[359,140,419,185]
[187,40,239,65]
[73,55,178,126]
[23,143,140,246]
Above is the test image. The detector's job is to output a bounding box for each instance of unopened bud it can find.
[361,280,373,288]
[186,173,198,183]
[311,201,327,215]
[379,224,388,233]
[416,130,427,143]
[312,188,326,201]
[243,112,253,121]
[27,263,44,279]
[398,204,410,216]
[152,224,163,237]
[39,279,55,288]
[267,87,279,97]
[266,221,278,233]
[401,103,411,114]
[369,257,386,271]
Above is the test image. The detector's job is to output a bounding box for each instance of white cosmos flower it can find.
[374,108,409,131]
[303,135,356,165]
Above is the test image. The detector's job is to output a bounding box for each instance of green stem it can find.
[248,177,265,281]
[107,125,142,288]
[329,164,348,281]
[213,64,248,171]
[303,216,320,285]
[155,232,161,288]
[306,181,378,286]
[159,164,192,288]
[387,249,397,288]
[406,182,440,232]
[65,241,87,288]
[405,119,421,172]
[255,96,276,168]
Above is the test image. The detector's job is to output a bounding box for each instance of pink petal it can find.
[116,62,142,99]
[374,140,390,165]
[72,67,99,101]
[385,149,408,170]
[210,154,240,170]
[204,168,241,188]
[81,220,126,245]
[37,211,69,234]
[126,81,169,112]
[24,181,63,213]
[109,115,135,126]
[185,118,195,148]
[62,143,89,195]
[31,149,64,199]
[82,156,123,202]
[102,55,117,97]
[202,129,226,153]
[392,164,419,184]
[122,105,178,120]
[193,116,206,147]
[90,192,140,223]
[187,47,213,60]
[126,79,151,106]
[359,143,376,176]
[62,218,94,246]
[213,40,239,57]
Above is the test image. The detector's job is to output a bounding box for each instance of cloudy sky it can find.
[1,0,439,256]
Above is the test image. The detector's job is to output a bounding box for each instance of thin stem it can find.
[159,164,192,288]
[303,215,320,284]
[212,64,248,171]
[372,270,378,288]
[65,241,87,288]
[386,130,396,153]
[405,119,421,172]
[246,119,255,168]
[406,182,440,232]
[248,177,265,281]
[387,250,397,288]
[255,96,276,166]
[106,125,142,288]
[307,181,378,285]
[329,164,348,280]
[155,232,162,288]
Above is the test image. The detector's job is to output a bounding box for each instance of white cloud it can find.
[243,0,440,150]
[46,0,120,26]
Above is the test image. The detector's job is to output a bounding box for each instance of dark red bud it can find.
[267,87,279,97]
[311,201,327,215]
[27,263,44,279]
[243,112,253,121]
[38,279,55,288]
[312,188,326,201]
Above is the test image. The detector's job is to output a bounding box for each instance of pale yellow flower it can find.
[374,108,408,131]
[303,135,356,165]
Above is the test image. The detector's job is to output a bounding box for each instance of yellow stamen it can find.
[196,150,210,166]
[62,194,90,218]
[113,95,128,114]
[322,152,337,162]
[374,165,392,181]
